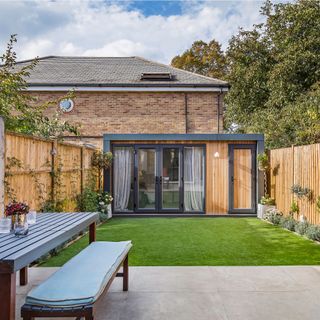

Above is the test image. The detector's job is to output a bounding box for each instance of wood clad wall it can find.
[4,132,98,211]
[269,144,320,224]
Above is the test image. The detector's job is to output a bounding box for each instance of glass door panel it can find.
[233,149,252,209]
[113,146,134,212]
[229,144,256,214]
[161,148,180,210]
[137,148,157,210]
[184,146,205,212]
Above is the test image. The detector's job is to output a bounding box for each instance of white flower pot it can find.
[258,204,276,219]
[299,214,307,222]
[107,204,112,219]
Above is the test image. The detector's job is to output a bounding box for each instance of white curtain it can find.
[184,147,204,211]
[114,148,133,211]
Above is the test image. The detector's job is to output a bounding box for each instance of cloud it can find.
[0,0,267,63]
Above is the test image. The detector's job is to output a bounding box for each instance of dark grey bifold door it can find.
[136,147,157,212]
[229,144,256,214]
[159,147,182,212]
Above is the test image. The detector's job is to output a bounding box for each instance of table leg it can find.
[89,222,96,243]
[123,255,128,291]
[0,272,16,320]
[20,266,28,286]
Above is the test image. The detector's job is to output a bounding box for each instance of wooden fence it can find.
[269,143,320,224]
[0,129,98,215]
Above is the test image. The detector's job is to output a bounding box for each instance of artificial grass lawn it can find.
[41,217,320,266]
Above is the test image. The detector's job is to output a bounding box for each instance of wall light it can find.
[214,151,220,158]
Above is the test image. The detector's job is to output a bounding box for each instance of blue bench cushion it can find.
[26,241,132,308]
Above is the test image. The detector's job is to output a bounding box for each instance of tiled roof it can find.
[15,56,228,88]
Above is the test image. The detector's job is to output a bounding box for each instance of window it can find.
[140,72,173,81]
[59,99,74,112]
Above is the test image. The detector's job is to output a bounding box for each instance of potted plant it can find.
[257,194,276,219]
[5,201,29,235]
[98,192,113,220]
[290,200,306,222]
[257,152,269,171]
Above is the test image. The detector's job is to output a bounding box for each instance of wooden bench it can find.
[21,241,132,320]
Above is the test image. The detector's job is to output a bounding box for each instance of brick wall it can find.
[32,91,223,147]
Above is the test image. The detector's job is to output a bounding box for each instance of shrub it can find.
[257,152,269,171]
[260,194,276,206]
[295,221,310,235]
[280,216,296,231]
[305,225,320,241]
[316,196,320,213]
[41,199,68,212]
[291,184,312,200]
[76,187,98,212]
[290,200,299,216]
[76,188,113,221]
[264,208,283,225]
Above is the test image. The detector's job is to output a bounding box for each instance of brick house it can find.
[21,56,263,215]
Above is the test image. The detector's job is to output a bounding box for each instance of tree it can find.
[0,35,79,139]
[171,40,227,79]
[225,0,320,148]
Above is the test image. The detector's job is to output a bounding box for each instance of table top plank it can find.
[0,213,84,248]
[0,213,53,240]
[0,212,98,273]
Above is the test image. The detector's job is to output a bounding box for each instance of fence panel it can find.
[269,143,320,224]
[4,132,98,212]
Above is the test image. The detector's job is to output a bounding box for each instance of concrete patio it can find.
[17,266,320,320]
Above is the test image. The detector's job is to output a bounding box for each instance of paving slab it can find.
[15,266,320,320]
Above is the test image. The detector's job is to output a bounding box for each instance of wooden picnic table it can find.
[0,212,99,320]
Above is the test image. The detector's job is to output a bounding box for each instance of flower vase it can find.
[11,214,17,231]
[14,214,29,236]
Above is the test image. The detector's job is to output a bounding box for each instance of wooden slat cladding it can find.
[206,141,228,214]
[233,149,252,209]
[4,132,98,211]
[269,144,320,224]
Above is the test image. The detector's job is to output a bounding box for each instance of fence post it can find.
[292,144,295,203]
[51,140,58,205]
[0,117,4,217]
[80,147,85,194]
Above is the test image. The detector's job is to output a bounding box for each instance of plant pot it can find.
[107,204,112,220]
[258,204,276,219]
[299,214,307,223]
[258,165,266,172]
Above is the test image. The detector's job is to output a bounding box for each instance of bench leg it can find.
[0,272,16,320]
[123,255,128,291]
[20,266,28,286]
[89,222,96,243]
